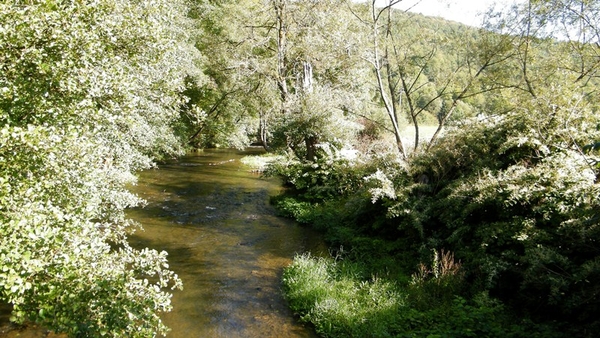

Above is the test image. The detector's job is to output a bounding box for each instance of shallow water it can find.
[127,148,324,337]
[0,148,324,337]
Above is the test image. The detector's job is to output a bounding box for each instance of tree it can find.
[193,0,368,161]
[0,0,202,335]
[184,0,267,149]
[528,0,600,83]
[354,0,517,159]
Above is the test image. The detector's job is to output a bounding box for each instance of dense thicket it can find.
[0,0,202,336]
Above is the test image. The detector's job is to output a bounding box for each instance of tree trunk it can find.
[259,111,269,150]
[274,0,289,103]
[301,61,313,92]
[305,136,318,162]
[370,1,407,160]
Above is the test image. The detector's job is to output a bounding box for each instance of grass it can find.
[282,254,404,337]
[240,153,283,172]
[372,125,440,157]
[282,252,563,338]
[400,125,439,153]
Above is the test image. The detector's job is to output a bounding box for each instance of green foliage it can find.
[0,0,201,335]
[282,254,405,338]
[266,146,369,201]
[396,294,563,338]
[268,148,417,270]
[282,253,560,338]
[269,85,363,159]
[271,197,316,224]
[189,0,370,154]
[373,86,600,329]
[273,64,600,338]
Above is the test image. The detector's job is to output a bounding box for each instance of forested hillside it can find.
[2,0,600,337]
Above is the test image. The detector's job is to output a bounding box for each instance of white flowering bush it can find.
[0,0,201,335]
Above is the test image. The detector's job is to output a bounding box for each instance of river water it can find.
[128,148,323,337]
[0,148,324,337]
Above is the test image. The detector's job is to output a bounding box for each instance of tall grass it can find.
[282,253,562,337]
[282,254,403,337]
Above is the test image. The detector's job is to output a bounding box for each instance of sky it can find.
[373,0,524,27]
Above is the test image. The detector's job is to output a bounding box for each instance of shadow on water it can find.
[0,148,326,337]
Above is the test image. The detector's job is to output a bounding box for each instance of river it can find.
[0,148,324,337]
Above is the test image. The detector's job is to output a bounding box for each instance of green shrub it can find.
[275,88,600,335]
[371,90,600,331]
[266,150,371,201]
[271,196,316,224]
